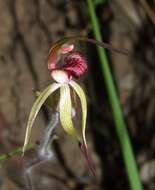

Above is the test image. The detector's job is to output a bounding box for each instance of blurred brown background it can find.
[0,0,155,189]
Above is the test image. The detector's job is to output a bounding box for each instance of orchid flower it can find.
[23,36,129,175]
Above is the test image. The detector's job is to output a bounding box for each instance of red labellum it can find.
[63,51,88,78]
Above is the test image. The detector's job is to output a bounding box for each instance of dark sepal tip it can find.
[79,142,96,176]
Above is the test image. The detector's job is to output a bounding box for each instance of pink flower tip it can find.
[79,142,96,176]
[60,44,74,54]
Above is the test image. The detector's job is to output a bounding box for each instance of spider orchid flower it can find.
[23,36,128,175]
[23,39,96,175]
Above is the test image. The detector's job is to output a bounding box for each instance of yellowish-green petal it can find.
[59,84,80,142]
[23,83,61,155]
[69,81,87,147]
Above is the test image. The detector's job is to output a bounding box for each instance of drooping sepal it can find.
[22,83,61,155]
[59,84,81,142]
[69,81,87,147]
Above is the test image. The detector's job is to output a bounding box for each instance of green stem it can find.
[0,144,34,162]
[87,0,143,190]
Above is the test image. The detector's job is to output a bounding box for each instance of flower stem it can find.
[0,112,59,163]
[0,144,34,162]
[87,0,143,190]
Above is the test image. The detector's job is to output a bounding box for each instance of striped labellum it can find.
[63,51,88,78]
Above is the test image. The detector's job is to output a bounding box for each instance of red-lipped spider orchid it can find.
[22,36,129,176]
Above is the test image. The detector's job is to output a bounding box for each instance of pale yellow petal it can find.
[69,81,87,147]
[59,84,80,141]
[23,83,61,155]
